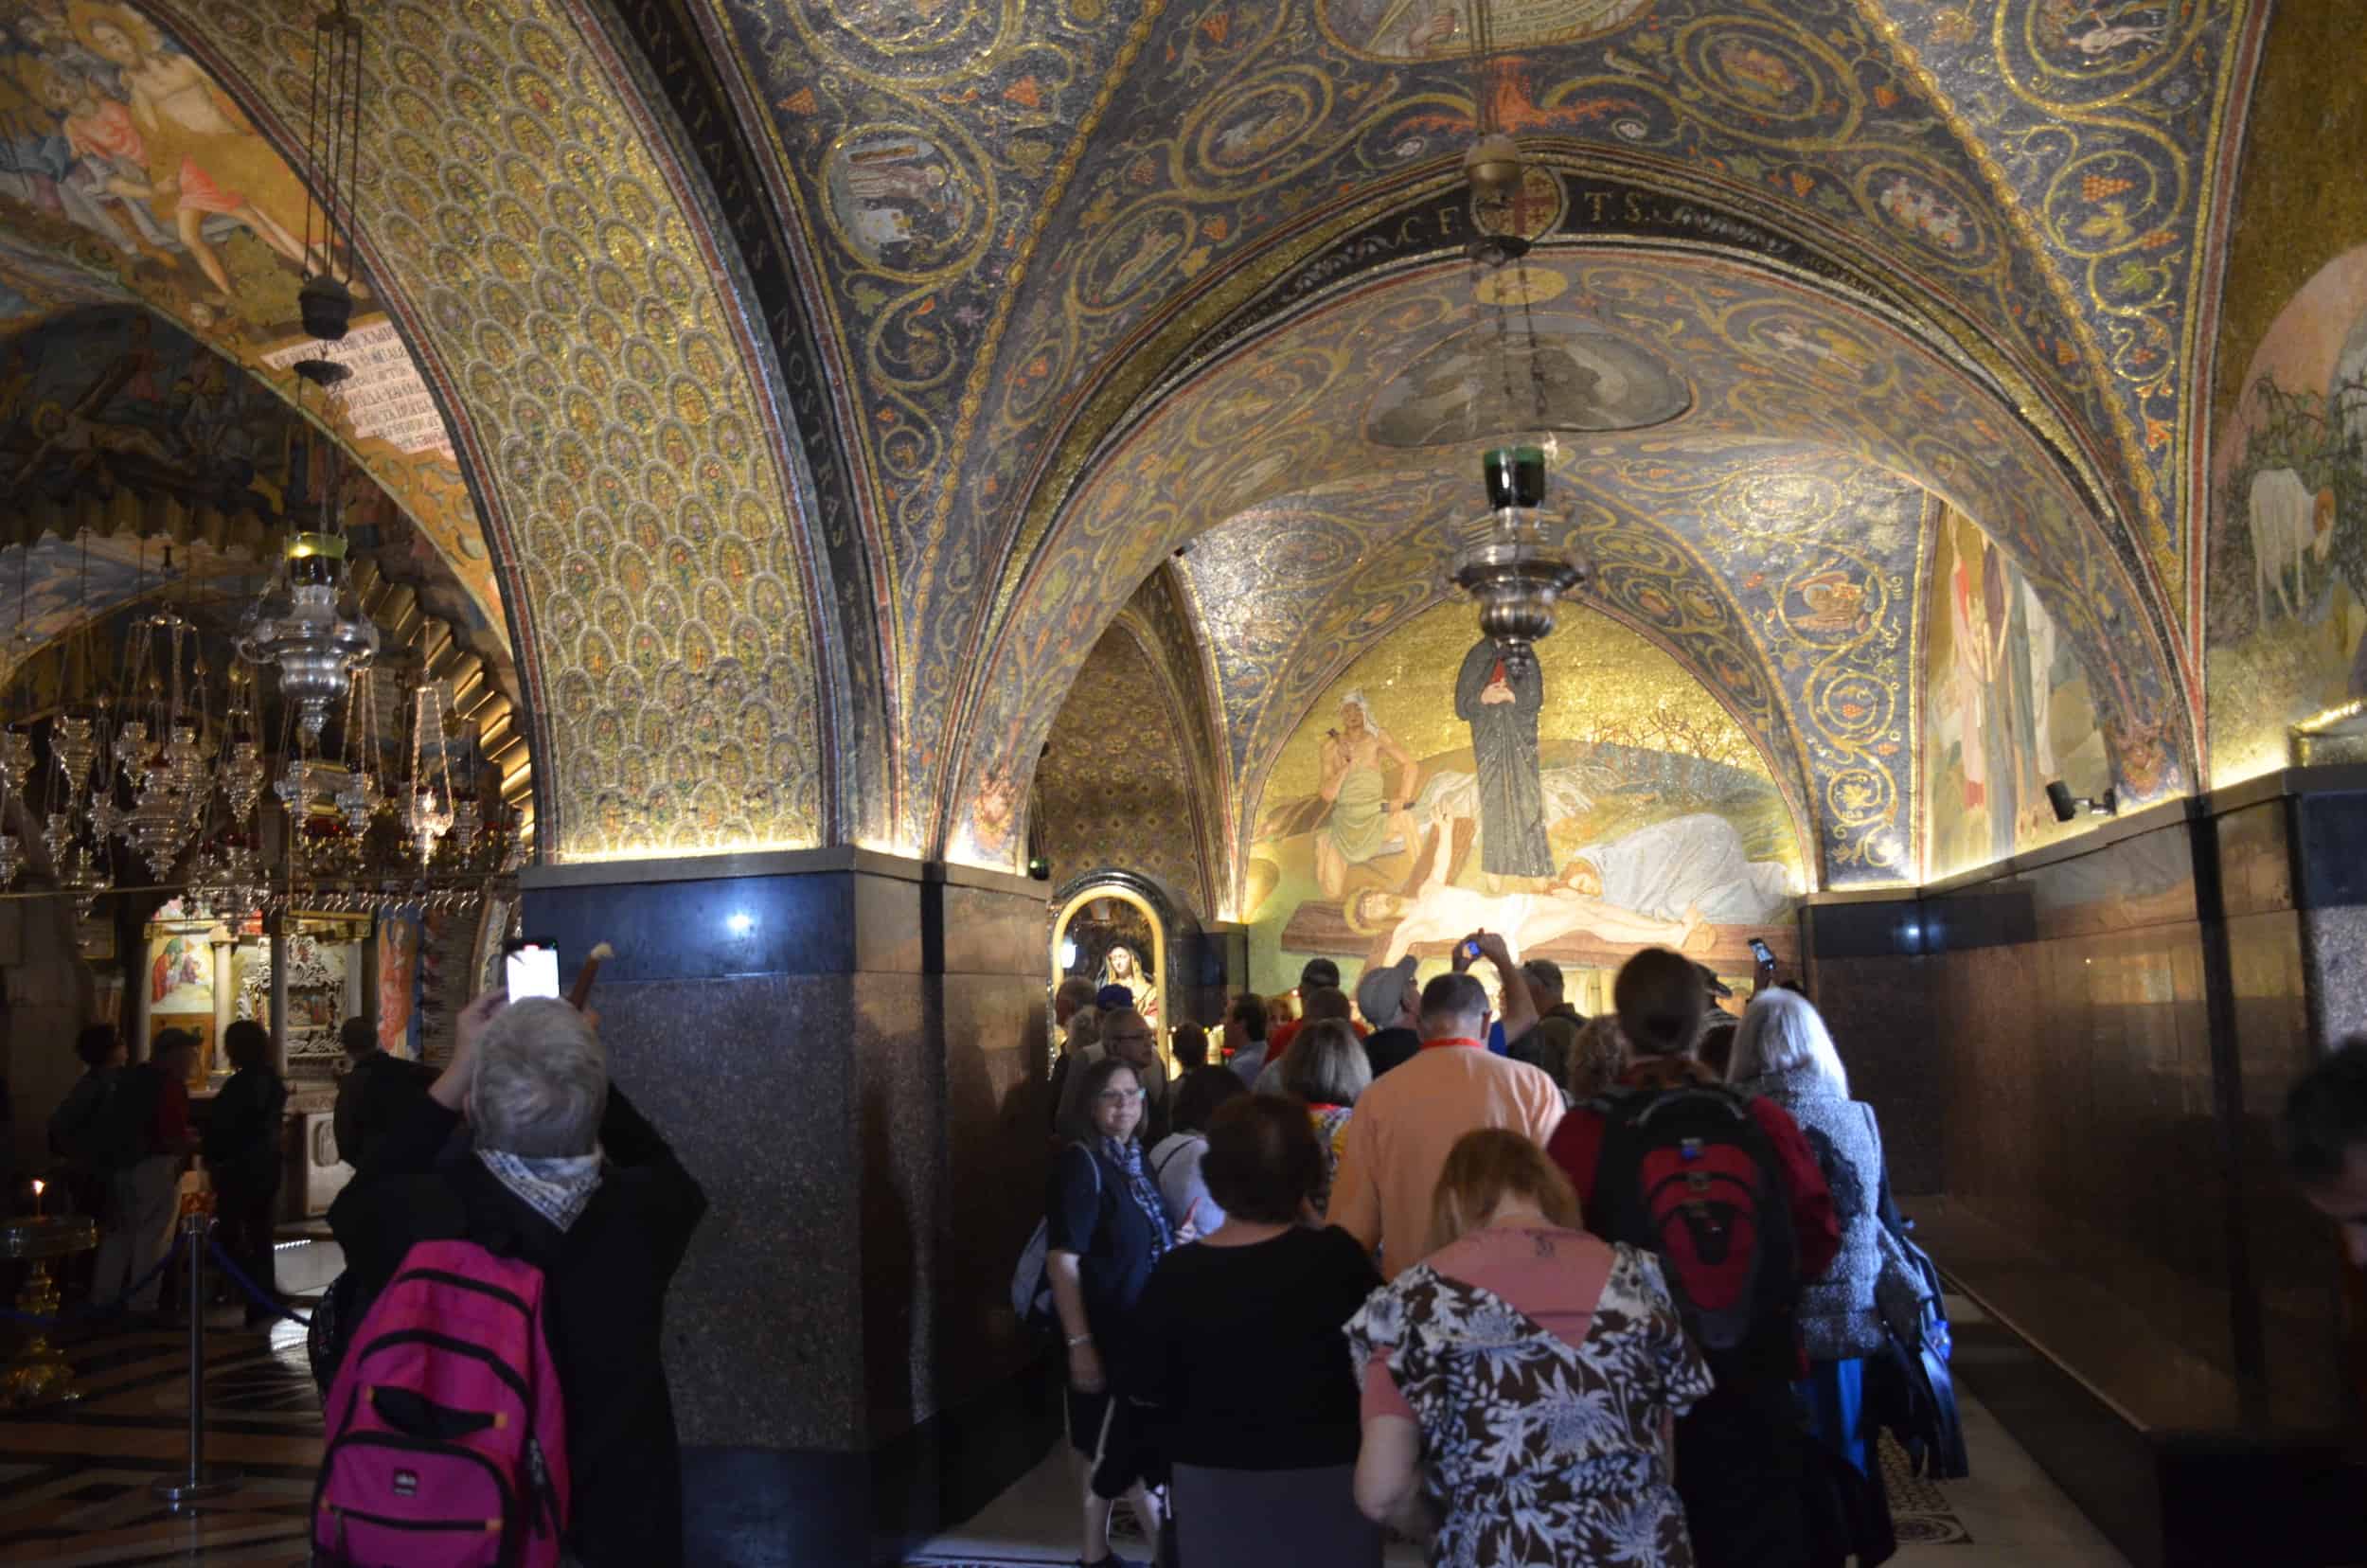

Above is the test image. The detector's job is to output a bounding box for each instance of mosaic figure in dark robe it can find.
[1455,639,1554,878]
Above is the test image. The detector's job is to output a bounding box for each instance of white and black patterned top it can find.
[1345,1242,1713,1568]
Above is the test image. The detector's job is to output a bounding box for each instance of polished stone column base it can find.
[522,848,1057,1563]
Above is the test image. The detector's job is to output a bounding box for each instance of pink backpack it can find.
[313,1239,571,1566]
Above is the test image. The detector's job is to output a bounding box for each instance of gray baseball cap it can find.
[1355,955,1420,1028]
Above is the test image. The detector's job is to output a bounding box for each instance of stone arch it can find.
[128,0,857,857]
[943,244,2197,880]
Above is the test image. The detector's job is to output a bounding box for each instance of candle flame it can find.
[29,1179,42,1196]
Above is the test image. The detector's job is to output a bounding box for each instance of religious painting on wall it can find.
[1246,601,1803,1015]
[2206,243,2367,780]
[1056,893,1163,1035]
[1922,508,2108,881]
[377,910,421,1061]
[0,5,497,643]
[148,929,211,1014]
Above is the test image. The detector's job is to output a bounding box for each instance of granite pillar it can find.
[520,848,1058,1566]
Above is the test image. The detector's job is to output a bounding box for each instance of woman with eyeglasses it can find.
[1045,1053,1173,1568]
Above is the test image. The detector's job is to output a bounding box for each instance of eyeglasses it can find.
[1095,1088,1146,1105]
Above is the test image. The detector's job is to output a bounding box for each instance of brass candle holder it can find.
[1,1214,98,1409]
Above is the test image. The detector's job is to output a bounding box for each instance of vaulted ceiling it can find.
[0,0,2273,884]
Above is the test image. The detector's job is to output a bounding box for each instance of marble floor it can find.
[0,1264,2126,1566]
[908,1301,2130,1568]
[904,1388,2126,1567]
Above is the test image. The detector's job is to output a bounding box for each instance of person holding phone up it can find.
[326,989,710,1568]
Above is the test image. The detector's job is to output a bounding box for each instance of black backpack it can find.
[77,1062,165,1172]
[1590,1083,1799,1376]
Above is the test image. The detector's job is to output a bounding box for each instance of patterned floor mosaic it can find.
[0,1318,321,1567]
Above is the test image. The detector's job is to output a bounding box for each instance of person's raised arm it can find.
[431,989,508,1114]
[1472,930,1538,1043]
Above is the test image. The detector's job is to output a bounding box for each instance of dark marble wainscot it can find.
[1800,769,2367,1568]
[520,847,1059,1567]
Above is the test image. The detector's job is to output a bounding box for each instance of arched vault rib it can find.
[945,245,2193,879]
[150,0,844,858]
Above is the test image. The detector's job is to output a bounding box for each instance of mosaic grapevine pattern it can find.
[1872,0,2269,583]
[0,0,2271,874]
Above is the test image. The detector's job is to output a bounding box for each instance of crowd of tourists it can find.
[1037,938,1926,1568]
[31,922,2367,1568]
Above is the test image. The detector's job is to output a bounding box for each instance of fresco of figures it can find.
[1923,507,2109,881]
[1245,601,1802,1016]
[2207,244,2367,779]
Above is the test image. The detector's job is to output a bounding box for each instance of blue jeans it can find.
[1797,1356,1868,1474]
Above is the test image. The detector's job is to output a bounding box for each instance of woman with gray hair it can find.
[1728,985,1894,1477]
[329,990,707,1568]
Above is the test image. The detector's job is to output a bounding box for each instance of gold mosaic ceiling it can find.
[0,0,2275,870]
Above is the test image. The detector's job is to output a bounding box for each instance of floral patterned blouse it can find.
[1344,1237,1713,1567]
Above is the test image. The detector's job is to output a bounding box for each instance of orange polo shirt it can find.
[1328,1037,1565,1276]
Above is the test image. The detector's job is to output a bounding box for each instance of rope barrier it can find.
[204,1238,311,1327]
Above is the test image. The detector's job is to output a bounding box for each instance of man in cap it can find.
[1354,956,1422,1079]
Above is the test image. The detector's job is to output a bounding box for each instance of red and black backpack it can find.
[1590,1083,1800,1377]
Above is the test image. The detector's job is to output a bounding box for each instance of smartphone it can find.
[1748,937,1775,965]
[1459,938,1484,960]
[504,936,561,1000]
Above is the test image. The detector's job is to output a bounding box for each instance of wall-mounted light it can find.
[2044,780,2118,823]
[1027,856,1051,882]
[725,910,756,937]
[2290,697,2367,768]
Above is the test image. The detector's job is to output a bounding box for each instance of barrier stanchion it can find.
[151,1212,238,1506]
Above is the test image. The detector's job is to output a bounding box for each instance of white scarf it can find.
[476,1146,605,1232]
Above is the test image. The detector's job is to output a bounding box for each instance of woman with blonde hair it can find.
[1276,1017,1372,1218]
[1346,1130,1711,1565]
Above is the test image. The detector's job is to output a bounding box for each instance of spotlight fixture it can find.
[2044,780,2118,823]
[1027,855,1052,882]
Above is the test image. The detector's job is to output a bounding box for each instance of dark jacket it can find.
[1506,1005,1584,1088]
[47,1066,116,1164]
[203,1066,288,1191]
[332,1050,436,1175]
[329,1086,708,1568]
